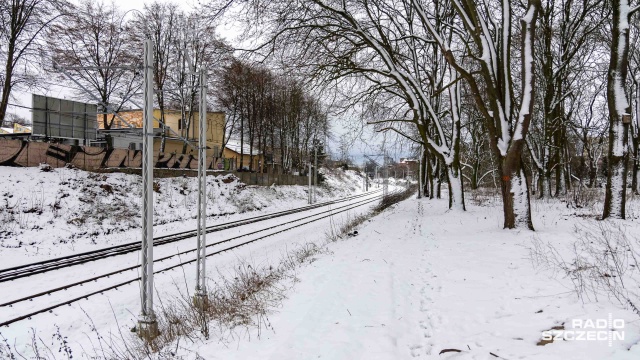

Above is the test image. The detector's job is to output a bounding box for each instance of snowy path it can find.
[191,197,640,359]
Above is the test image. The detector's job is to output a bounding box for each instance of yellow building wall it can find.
[13,124,31,133]
[102,109,225,157]
[222,147,262,170]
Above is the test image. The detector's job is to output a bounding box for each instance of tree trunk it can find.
[631,148,639,194]
[447,163,465,210]
[500,158,534,229]
[541,172,550,199]
[603,0,632,220]
[500,3,537,230]
[0,74,12,124]
[421,147,429,196]
[588,156,598,188]
[160,111,166,153]
[435,159,442,199]
[0,27,16,124]
[426,152,433,199]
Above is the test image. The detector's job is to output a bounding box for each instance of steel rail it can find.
[0,190,381,282]
[0,192,387,327]
[0,194,383,308]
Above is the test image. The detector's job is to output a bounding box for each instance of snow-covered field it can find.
[2,164,640,359]
[166,191,640,359]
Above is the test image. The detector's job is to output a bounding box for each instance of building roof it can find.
[225,139,261,156]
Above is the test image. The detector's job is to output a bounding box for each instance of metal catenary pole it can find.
[308,157,312,204]
[363,161,366,191]
[194,70,208,305]
[138,39,158,340]
[383,151,389,197]
[313,145,318,203]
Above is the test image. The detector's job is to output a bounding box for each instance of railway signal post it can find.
[138,39,159,341]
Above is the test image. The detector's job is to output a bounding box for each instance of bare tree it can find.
[239,0,468,209]
[48,0,140,148]
[527,0,607,198]
[627,10,640,195]
[417,0,541,228]
[166,11,228,154]
[128,1,180,152]
[603,0,640,219]
[0,0,66,122]
[568,81,608,188]
[216,58,329,173]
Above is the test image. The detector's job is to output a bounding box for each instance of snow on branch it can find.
[512,2,538,142]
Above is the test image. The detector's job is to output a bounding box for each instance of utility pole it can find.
[138,39,158,340]
[362,161,366,191]
[308,158,312,204]
[365,163,369,192]
[313,145,318,203]
[383,150,389,197]
[194,70,208,308]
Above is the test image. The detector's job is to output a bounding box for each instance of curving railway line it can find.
[0,189,381,283]
[0,189,387,328]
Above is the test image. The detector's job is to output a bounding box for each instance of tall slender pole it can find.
[195,70,208,304]
[383,151,388,196]
[365,161,368,191]
[363,161,366,191]
[313,145,318,203]
[138,39,158,340]
[308,159,312,204]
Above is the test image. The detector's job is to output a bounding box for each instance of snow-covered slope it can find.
[0,166,365,265]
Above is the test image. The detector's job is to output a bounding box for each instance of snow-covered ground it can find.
[167,192,640,359]
[0,166,365,266]
[3,164,640,359]
[0,165,380,356]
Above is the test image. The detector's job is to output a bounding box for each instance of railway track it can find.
[0,190,387,327]
[0,189,381,283]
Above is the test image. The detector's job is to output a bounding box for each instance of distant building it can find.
[98,109,225,160]
[400,157,418,165]
[13,124,32,133]
[223,139,263,170]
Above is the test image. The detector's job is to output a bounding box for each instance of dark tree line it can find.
[216,59,329,173]
[2,0,328,170]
